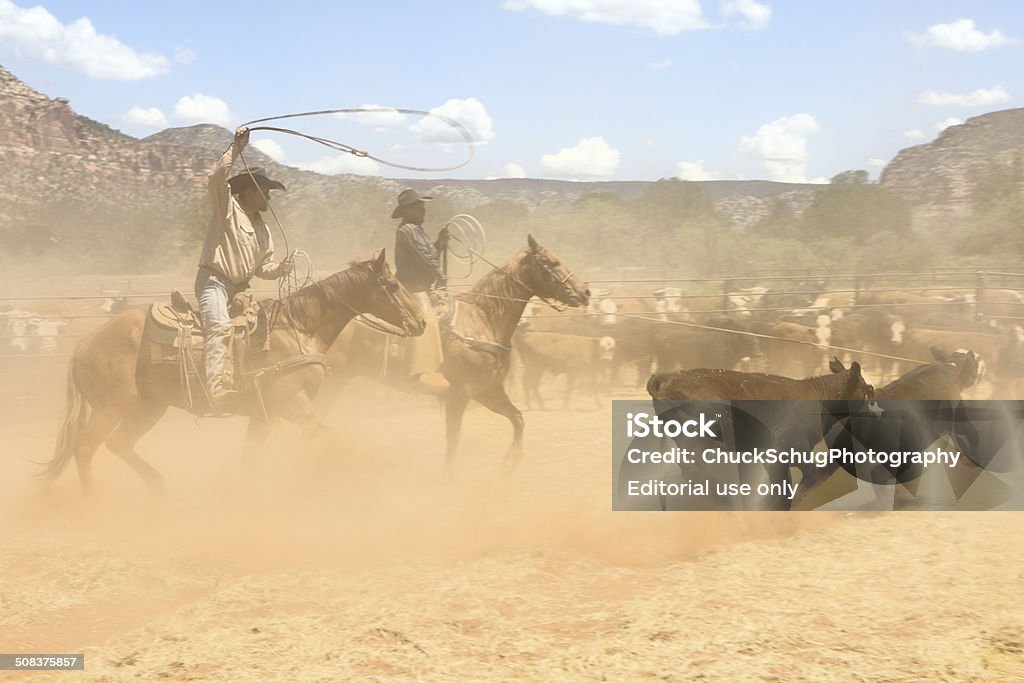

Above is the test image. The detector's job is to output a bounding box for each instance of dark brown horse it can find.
[39,250,426,494]
[329,235,590,471]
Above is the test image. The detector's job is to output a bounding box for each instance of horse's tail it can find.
[37,358,89,482]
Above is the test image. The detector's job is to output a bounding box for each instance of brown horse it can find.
[38,250,426,494]
[329,235,590,471]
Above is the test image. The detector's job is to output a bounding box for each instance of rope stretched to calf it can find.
[455,283,928,366]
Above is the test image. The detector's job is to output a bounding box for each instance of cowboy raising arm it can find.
[200,127,294,286]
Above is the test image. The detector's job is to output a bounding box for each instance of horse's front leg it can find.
[473,385,524,474]
[242,416,271,467]
[445,388,470,470]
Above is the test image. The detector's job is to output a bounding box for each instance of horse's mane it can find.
[460,249,530,311]
[272,260,371,335]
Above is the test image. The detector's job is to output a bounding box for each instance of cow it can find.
[639,358,879,510]
[858,290,971,320]
[0,306,71,353]
[650,317,759,374]
[922,288,1024,322]
[755,316,832,378]
[0,308,34,352]
[794,347,987,511]
[646,357,875,403]
[831,310,907,383]
[992,325,1024,399]
[514,331,614,409]
[901,327,1003,390]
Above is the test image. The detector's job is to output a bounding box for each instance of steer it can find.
[641,359,879,510]
[794,347,986,510]
[515,331,613,409]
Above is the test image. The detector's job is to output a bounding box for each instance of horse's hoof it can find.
[499,459,519,477]
[442,464,462,486]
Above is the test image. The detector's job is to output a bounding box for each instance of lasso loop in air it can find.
[240,107,475,172]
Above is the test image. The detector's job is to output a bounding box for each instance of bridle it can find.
[527,250,579,311]
[446,235,583,312]
[352,270,419,336]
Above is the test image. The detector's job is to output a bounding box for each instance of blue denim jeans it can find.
[194,266,245,392]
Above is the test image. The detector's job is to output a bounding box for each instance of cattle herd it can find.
[512,278,1024,405]
[2,275,1024,409]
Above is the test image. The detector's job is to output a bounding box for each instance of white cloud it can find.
[808,177,830,185]
[121,106,167,128]
[173,45,197,64]
[173,93,233,127]
[645,58,672,70]
[644,139,658,148]
[904,128,927,141]
[252,139,285,162]
[722,0,771,30]
[502,0,709,36]
[909,19,1016,52]
[866,158,887,167]
[503,162,527,178]
[676,160,725,180]
[336,105,407,132]
[540,136,620,178]
[0,0,170,79]
[934,117,962,132]
[917,85,1010,107]
[739,113,821,183]
[408,97,494,145]
[296,154,380,176]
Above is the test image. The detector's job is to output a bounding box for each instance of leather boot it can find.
[208,376,240,411]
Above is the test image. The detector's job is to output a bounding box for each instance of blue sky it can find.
[1,1,1022,182]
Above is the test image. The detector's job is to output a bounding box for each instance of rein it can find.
[276,267,412,339]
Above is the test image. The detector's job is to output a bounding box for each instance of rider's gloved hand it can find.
[279,251,296,277]
[429,287,448,308]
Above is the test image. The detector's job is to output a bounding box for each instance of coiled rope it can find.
[228,105,476,341]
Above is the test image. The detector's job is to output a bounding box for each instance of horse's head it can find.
[361,249,427,336]
[828,357,882,416]
[517,235,590,308]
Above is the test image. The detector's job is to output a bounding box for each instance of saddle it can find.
[439,298,510,356]
[143,290,269,408]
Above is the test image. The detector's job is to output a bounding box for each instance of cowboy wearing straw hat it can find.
[392,188,450,394]
[195,126,294,408]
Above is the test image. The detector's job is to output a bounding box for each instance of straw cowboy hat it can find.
[228,168,286,195]
[391,188,433,218]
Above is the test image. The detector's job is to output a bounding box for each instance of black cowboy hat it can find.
[228,168,286,195]
[391,188,433,218]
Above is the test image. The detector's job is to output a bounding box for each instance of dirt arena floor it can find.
[1,369,1023,681]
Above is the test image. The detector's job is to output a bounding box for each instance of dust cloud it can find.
[1,373,1021,681]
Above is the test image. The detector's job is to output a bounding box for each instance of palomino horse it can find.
[329,235,589,471]
[38,250,425,494]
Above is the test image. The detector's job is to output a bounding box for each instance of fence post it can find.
[975,271,986,321]
[722,278,734,313]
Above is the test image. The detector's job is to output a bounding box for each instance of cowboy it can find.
[195,126,293,407]
[392,188,450,394]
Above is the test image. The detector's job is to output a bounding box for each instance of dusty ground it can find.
[1,368,1023,682]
